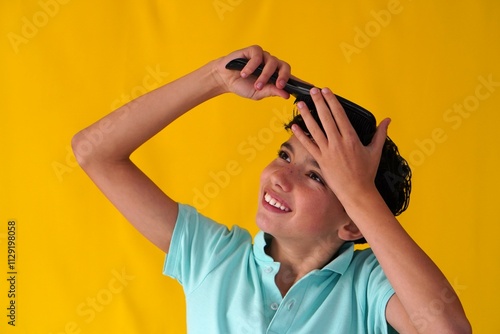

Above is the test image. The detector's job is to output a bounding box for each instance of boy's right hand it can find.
[211,45,292,101]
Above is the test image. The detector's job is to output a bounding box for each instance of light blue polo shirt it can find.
[164,204,397,334]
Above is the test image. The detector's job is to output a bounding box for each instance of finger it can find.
[234,45,291,98]
[264,86,291,99]
[255,54,279,90]
[275,62,291,89]
[309,87,341,141]
[290,123,321,158]
[320,87,357,139]
[370,118,391,157]
[265,59,291,98]
[296,100,328,148]
[238,47,277,91]
[257,56,291,97]
[239,45,265,79]
[258,83,291,100]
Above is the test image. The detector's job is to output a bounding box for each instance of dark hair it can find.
[284,95,412,244]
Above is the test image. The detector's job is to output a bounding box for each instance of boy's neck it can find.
[265,236,344,296]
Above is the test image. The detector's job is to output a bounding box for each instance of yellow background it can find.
[1,0,499,333]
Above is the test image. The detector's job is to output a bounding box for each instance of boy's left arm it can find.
[343,184,469,333]
[292,87,471,334]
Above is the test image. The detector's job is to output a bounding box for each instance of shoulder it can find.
[351,246,379,268]
[173,203,253,249]
[348,247,390,287]
[165,203,254,287]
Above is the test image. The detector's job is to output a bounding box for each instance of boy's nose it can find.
[271,166,294,192]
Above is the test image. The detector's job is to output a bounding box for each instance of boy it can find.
[72,45,471,333]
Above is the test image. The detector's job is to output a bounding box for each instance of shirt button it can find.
[270,302,279,310]
[264,266,273,273]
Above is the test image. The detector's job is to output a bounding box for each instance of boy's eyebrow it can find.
[281,142,294,153]
[280,142,322,171]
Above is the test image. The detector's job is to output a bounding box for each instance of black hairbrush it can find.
[225,58,377,145]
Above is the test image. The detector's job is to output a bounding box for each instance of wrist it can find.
[207,58,230,96]
[339,185,392,222]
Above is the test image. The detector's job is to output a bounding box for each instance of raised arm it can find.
[292,87,471,333]
[72,45,291,253]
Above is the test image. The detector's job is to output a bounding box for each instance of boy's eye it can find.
[278,150,291,162]
[307,172,325,185]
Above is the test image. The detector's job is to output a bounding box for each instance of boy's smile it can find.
[263,191,291,212]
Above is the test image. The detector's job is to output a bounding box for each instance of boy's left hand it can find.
[291,87,391,203]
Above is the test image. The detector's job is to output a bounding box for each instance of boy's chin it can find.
[255,211,277,233]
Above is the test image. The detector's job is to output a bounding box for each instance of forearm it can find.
[72,60,224,164]
[344,189,470,333]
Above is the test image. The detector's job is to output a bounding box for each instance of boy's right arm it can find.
[72,46,291,253]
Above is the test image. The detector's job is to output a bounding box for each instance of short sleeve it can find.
[163,203,251,295]
[364,251,397,334]
[349,248,397,334]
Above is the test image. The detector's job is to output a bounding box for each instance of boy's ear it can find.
[338,220,363,241]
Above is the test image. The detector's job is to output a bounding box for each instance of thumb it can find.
[370,118,391,154]
[257,83,290,100]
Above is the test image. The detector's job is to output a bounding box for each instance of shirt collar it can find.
[253,231,355,275]
[322,242,354,275]
[253,231,275,263]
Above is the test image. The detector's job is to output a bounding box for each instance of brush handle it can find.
[225,57,378,145]
[225,58,313,96]
[225,58,372,118]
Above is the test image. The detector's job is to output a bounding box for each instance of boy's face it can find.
[256,135,352,248]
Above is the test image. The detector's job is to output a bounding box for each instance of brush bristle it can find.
[290,94,377,146]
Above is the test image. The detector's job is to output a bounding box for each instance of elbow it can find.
[448,304,472,334]
[71,131,86,167]
[71,130,97,168]
[453,318,472,334]
[446,323,472,334]
[436,314,472,334]
[412,308,472,334]
[71,130,129,169]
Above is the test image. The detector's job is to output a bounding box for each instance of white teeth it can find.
[264,193,290,212]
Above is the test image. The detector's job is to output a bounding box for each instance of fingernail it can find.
[278,79,286,88]
[240,72,248,78]
[310,87,319,95]
[321,87,330,94]
[256,82,263,90]
[297,101,305,109]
